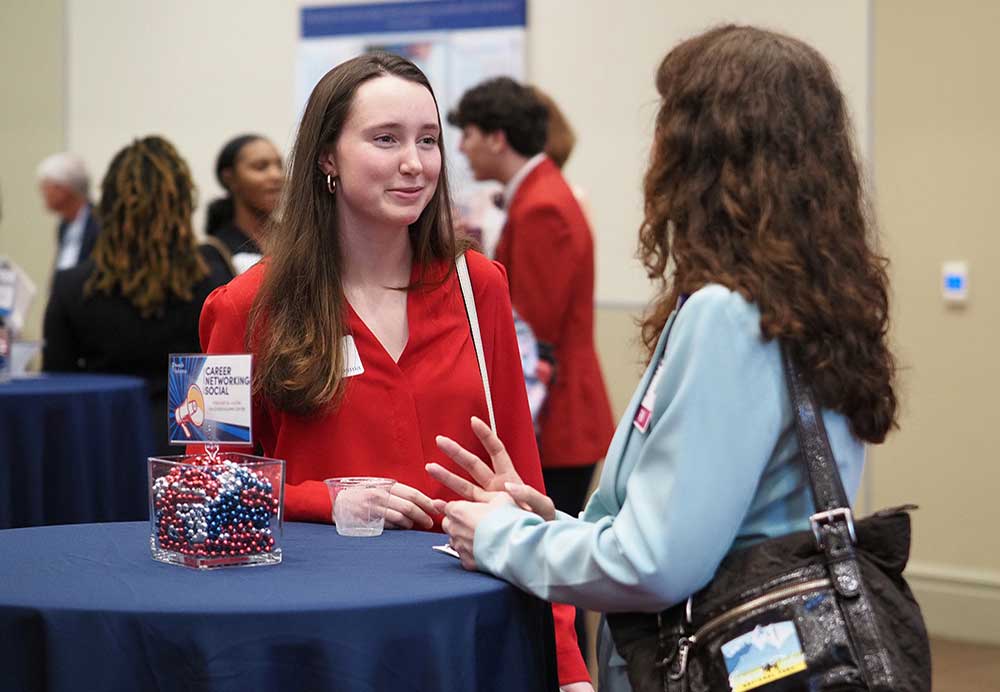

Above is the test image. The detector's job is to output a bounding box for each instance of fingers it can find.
[440,502,479,572]
[435,434,496,488]
[460,553,478,571]
[392,482,437,515]
[383,507,413,530]
[425,462,488,502]
[505,482,556,521]
[470,416,511,464]
[386,483,435,530]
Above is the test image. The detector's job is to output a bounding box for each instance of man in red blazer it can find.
[448,78,615,536]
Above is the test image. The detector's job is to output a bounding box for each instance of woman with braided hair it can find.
[43,135,231,456]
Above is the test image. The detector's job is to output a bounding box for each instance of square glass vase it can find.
[148,452,285,569]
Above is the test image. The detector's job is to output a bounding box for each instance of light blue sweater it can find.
[473,284,864,691]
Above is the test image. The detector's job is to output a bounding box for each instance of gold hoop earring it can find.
[327,174,337,194]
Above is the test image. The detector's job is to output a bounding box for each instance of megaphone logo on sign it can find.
[174,384,206,438]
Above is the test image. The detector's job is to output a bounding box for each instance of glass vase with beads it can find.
[148,449,284,569]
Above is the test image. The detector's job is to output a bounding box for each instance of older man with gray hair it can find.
[36,152,100,270]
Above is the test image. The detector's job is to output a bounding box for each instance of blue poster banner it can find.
[168,354,253,445]
[302,1,526,38]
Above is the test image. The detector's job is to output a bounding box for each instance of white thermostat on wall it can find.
[941,261,969,304]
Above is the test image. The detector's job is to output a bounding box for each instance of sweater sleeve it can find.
[476,257,590,685]
[473,287,786,613]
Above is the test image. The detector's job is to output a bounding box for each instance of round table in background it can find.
[0,373,153,528]
[0,522,558,692]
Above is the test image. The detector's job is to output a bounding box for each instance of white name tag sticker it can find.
[168,354,253,445]
[722,621,807,691]
[342,335,365,377]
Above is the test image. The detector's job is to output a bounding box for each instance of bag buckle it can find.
[809,507,856,548]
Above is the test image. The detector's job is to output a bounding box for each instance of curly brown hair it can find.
[87,136,208,318]
[639,25,896,443]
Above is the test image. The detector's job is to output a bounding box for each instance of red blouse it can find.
[197,250,588,685]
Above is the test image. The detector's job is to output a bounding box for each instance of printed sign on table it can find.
[168,354,252,445]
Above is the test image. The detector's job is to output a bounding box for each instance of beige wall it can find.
[870,0,1000,642]
[0,1,65,340]
[528,0,871,307]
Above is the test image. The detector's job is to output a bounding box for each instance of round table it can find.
[0,522,558,692]
[0,374,153,528]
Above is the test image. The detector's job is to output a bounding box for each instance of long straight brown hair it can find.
[248,52,465,416]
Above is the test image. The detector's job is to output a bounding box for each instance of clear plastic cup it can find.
[324,477,395,537]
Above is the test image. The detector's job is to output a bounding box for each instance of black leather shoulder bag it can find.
[607,343,931,692]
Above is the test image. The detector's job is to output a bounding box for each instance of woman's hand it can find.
[502,481,556,522]
[429,416,523,495]
[426,416,557,520]
[382,482,437,530]
[440,494,514,571]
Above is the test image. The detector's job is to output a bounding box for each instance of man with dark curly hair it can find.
[448,77,615,668]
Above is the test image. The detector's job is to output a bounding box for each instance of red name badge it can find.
[633,405,652,433]
[633,358,666,434]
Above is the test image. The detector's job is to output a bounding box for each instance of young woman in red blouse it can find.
[197,53,591,690]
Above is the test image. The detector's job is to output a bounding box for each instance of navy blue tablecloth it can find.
[0,374,153,528]
[0,522,558,692]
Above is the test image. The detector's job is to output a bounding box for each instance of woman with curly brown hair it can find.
[43,136,232,455]
[429,25,896,691]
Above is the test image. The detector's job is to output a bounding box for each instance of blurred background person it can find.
[448,76,614,528]
[36,152,100,271]
[532,86,593,221]
[533,86,575,171]
[42,135,231,456]
[457,86,585,260]
[203,134,283,276]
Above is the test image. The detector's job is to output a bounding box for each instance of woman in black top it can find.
[204,134,283,276]
[43,136,231,456]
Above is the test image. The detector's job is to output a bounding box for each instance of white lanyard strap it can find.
[456,253,497,432]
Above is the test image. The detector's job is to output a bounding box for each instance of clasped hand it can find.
[425,416,555,571]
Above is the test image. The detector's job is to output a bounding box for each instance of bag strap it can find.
[780,344,895,689]
[456,253,497,432]
[778,343,851,514]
